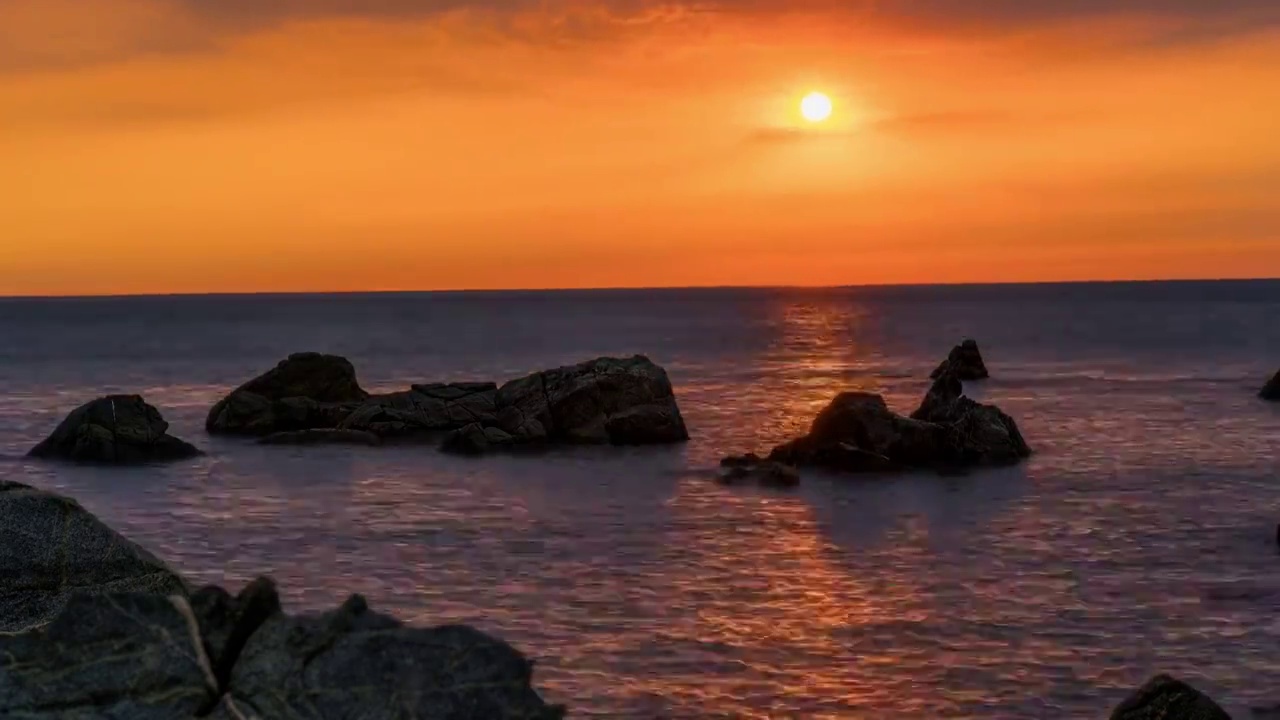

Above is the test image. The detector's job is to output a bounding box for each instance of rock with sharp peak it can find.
[1109,674,1232,720]
[930,338,990,381]
[1261,369,1280,401]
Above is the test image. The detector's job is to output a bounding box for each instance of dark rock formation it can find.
[206,352,368,436]
[258,428,383,446]
[227,593,565,719]
[0,592,219,719]
[1261,369,1280,401]
[189,577,282,690]
[28,395,201,464]
[930,339,990,381]
[1109,674,1231,720]
[760,383,1029,475]
[0,582,564,720]
[442,355,688,454]
[340,382,498,438]
[0,481,187,632]
[718,457,800,488]
[441,422,517,455]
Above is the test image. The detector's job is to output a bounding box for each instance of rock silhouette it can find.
[1261,369,1280,401]
[718,455,801,488]
[0,480,188,633]
[1109,674,1231,719]
[930,339,990,381]
[28,395,201,464]
[206,352,368,436]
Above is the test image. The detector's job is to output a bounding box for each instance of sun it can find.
[800,92,833,123]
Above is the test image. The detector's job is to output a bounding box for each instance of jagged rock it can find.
[720,453,764,468]
[0,481,187,632]
[755,387,1028,476]
[340,382,498,437]
[258,428,382,446]
[189,578,282,691]
[1261,369,1280,401]
[0,592,218,719]
[226,594,565,719]
[719,459,800,488]
[1109,674,1231,719]
[207,353,368,436]
[911,370,964,422]
[930,339,990,381]
[441,422,517,455]
[27,395,201,464]
[465,355,687,452]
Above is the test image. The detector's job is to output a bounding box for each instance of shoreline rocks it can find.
[28,395,201,464]
[0,483,565,719]
[718,455,800,488]
[207,352,368,436]
[1110,674,1231,719]
[0,480,188,632]
[930,339,990,381]
[1261,369,1280,401]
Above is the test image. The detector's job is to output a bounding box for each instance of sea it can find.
[2,280,1279,719]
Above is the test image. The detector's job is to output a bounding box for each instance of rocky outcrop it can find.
[340,382,498,438]
[258,428,382,446]
[442,355,689,454]
[0,582,565,719]
[1109,674,1231,719]
[28,395,201,464]
[930,339,989,381]
[719,455,800,488]
[757,377,1029,475]
[1261,369,1280,401]
[0,481,188,632]
[206,352,368,436]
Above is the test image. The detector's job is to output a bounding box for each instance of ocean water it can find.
[2,280,1280,719]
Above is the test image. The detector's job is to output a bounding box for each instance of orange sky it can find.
[2,0,1278,295]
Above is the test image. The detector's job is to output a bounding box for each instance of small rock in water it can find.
[27,395,201,464]
[1261,368,1280,401]
[930,338,990,381]
[1109,674,1232,720]
[718,457,800,488]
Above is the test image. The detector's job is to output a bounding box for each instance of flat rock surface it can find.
[0,481,187,632]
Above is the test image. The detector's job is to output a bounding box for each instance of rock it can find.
[1109,674,1231,719]
[27,395,201,464]
[720,453,763,468]
[258,428,383,446]
[226,594,566,720]
[0,481,187,632]
[0,592,219,719]
[189,578,282,691]
[930,339,990,381]
[757,387,1029,476]
[441,422,517,455]
[486,355,688,449]
[1262,369,1280,401]
[719,460,801,488]
[207,353,367,436]
[340,382,498,438]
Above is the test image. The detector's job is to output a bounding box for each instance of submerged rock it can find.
[718,458,801,488]
[0,481,187,632]
[28,395,201,464]
[1261,369,1280,401]
[930,339,990,381]
[0,592,218,719]
[227,594,566,719]
[206,352,368,436]
[441,355,689,454]
[258,428,382,446]
[1109,674,1231,720]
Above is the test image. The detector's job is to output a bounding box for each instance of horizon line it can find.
[2,275,1278,301]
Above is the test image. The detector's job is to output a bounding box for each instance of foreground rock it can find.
[442,355,689,454]
[0,581,565,719]
[0,481,187,632]
[28,395,201,464]
[930,338,990,381]
[0,592,218,719]
[206,352,369,436]
[762,379,1029,475]
[1262,369,1280,401]
[1109,674,1231,719]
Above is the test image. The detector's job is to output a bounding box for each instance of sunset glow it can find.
[1,1,1278,296]
[801,92,833,123]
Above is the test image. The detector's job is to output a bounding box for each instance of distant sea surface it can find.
[3,280,1280,719]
